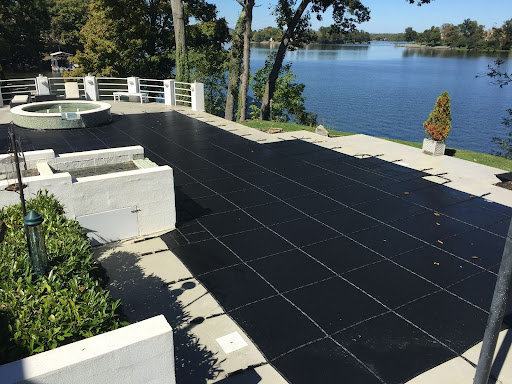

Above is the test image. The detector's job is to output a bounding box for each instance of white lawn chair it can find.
[64,82,81,100]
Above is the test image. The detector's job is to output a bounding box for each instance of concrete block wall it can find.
[0,315,176,384]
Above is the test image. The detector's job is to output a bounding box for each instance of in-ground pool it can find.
[10,100,112,129]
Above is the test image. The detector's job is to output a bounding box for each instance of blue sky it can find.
[212,0,512,33]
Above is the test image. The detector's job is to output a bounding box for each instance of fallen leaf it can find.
[472,256,479,259]
[437,240,444,244]
[436,222,441,226]
[434,212,440,216]
[404,192,410,195]
[433,262,440,266]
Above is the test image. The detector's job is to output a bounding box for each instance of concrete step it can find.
[133,158,157,169]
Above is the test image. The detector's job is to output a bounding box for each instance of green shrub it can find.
[423,91,452,141]
[0,191,125,364]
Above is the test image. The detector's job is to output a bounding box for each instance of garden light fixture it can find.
[24,210,48,276]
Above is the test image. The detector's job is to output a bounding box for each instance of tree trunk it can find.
[260,0,310,120]
[225,10,245,121]
[171,0,189,83]
[237,0,254,122]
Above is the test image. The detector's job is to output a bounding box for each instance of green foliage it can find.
[404,27,418,42]
[0,191,124,364]
[316,26,370,44]
[421,26,441,46]
[485,59,512,158]
[69,0,151,77]
[188,17,230,116]
[252,26,284,42]
[250,54,317,126]
[493,109,512,159]
[49,0,90,53]
[0,0,51,71]
[423,91,452,141]
[371,33,406,42]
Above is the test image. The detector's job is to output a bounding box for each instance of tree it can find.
[171,0,190,82]
[225,11,245,121]
[225,0,255,122]
[456,18,484,49]
[404,27,417,42]
[259,0,433,120]
[316,26,370,43]
[70,0,149,77]
[502,19,512,50]
[484,59,512,158]
[0,0,51,71]
[189,17,230,115]
[441,23,459,47]
[49,0,91,53]
[250,54,317,126]
[423,91,452,141]
[252,27,284,42]
[422,26,441,46]
[238,0,255,122]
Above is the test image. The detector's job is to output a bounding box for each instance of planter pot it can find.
[422,138,446,156]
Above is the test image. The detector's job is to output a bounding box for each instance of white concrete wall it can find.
[49,146,144,171]
[0,315,176,384]
[72,166,175,236]
[0,147,176,238]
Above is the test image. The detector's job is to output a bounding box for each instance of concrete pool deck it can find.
[1,102,512,383]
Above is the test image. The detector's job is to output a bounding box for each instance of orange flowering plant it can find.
[423,91,452,141]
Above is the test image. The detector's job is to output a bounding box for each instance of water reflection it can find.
[252,42,371,61]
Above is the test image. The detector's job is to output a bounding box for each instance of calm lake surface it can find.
[251,42,512,154]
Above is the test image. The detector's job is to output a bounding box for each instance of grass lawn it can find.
[240,120,512,172]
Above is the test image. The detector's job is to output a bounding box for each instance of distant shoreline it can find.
[399,43,451,50]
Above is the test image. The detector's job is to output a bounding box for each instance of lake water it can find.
[251,42,512,154]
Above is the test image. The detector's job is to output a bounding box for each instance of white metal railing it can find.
[0,76,204,111]
[140,78,165,102]
[96,77,129,99]
[0,78,38,104]
[175,81,192,105]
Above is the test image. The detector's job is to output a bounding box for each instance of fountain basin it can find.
[10,100,112,129]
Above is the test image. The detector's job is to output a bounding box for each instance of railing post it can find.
[474,218,512,384]
[127,77,140,93]
[191,82,205,112]
[84,75,99,101]
[36,75,50,95]
[0,82,3,107]
[164,79,175,106]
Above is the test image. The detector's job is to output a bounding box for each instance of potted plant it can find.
[422,91,452,156]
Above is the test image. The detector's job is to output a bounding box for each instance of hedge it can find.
[0,191,125,364]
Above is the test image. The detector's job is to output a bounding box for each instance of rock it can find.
[315,125,329,137]
[267,127,283,134]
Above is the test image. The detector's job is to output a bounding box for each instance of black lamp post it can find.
[8,125,48,276]
[23,210,48,276]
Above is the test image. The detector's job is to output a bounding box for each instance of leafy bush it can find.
[423,91,452,141]
[250,53,318,126]
[0,191,125,364]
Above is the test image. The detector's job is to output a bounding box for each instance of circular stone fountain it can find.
[10,100,112,129]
